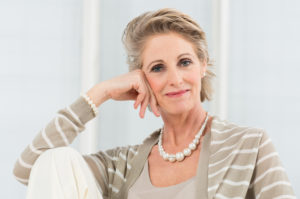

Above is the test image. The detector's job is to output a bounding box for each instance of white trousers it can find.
[26,147,103,199]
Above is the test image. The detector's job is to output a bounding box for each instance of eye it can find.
[179,59,192,67]
[150,64,164,72]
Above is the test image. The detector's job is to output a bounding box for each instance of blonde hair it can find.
[122,8,215,102]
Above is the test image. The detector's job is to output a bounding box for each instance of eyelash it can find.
[150,58,192,72]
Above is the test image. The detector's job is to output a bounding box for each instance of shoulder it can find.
[98,128,161,164]
[210,116,265,154]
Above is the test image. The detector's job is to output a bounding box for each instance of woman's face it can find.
[141,32,206,115]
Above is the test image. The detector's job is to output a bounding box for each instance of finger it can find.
[132,79,147,108]
[148,89,160,116]
[144,80,160,117]
[149,95,160,117]
[134,92,145,109]
[139,95,149,118]
[133,85,145,109]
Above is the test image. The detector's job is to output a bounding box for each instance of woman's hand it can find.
[86,69,160,118]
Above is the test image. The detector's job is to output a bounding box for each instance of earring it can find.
[203,72,206,77]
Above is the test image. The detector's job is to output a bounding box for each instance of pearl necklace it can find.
[158,114,209,162]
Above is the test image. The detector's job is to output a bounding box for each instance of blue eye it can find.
[151,64,164,72]
[180,59,192,67]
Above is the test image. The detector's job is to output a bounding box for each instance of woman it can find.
[13,8,295,199]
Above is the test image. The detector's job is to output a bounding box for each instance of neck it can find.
[160,103,207,149]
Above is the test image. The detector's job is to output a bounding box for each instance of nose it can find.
[167,67,183,87]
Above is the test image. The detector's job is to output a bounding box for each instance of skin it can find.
[86,32,211,187]
[141,32,211,187]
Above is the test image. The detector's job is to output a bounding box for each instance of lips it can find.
[165,89,189,97]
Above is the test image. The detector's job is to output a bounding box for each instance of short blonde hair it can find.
[122,8,214,102]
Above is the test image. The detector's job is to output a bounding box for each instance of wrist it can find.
[86,82,110,107]
[80,92,98,116]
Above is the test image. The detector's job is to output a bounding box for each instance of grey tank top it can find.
[127,128,211,199]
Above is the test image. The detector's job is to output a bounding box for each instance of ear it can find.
[201,60,207,78]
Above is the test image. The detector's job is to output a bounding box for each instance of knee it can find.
[35,147,81,167]
[43,146,79,157]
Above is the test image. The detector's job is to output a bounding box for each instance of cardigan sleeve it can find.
[12,96,108,194]
[246,130,296,198]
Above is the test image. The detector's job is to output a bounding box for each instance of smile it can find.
[165,89,189,98]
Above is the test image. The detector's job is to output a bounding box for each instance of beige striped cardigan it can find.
[13,96,296,198]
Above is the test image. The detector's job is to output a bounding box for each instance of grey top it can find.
[128,128,211,199]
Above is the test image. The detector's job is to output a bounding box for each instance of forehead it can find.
[141,32,197,61]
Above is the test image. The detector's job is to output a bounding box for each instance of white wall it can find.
[227,0,300,195]
[0,0,83,198]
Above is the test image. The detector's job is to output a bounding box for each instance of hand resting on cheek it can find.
[87,69,161,118]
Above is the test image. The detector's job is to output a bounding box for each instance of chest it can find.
[147,145,201,187]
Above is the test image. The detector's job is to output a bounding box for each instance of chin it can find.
[163,102,194,115]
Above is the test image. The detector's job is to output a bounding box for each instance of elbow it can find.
[12,159,29,186]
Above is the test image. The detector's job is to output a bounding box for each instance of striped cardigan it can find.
[13,96,296,198]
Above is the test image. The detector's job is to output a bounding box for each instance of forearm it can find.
[13,95,96,185]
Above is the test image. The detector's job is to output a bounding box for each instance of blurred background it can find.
[1,0,299,198]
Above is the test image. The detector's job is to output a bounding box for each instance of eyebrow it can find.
[145,53,193,70]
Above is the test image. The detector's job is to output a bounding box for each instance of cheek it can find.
[187,71,202,88]
[147,77,163,94]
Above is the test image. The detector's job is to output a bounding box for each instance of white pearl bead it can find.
[163,153,169,160]
[168,156,176,162]
[193,138,199,144]
[183,148,191,156]
[189,143,196,150]
[176,152,184,161]
[159,150,164,157]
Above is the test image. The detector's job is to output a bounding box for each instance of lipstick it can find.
[166,89,189,97]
